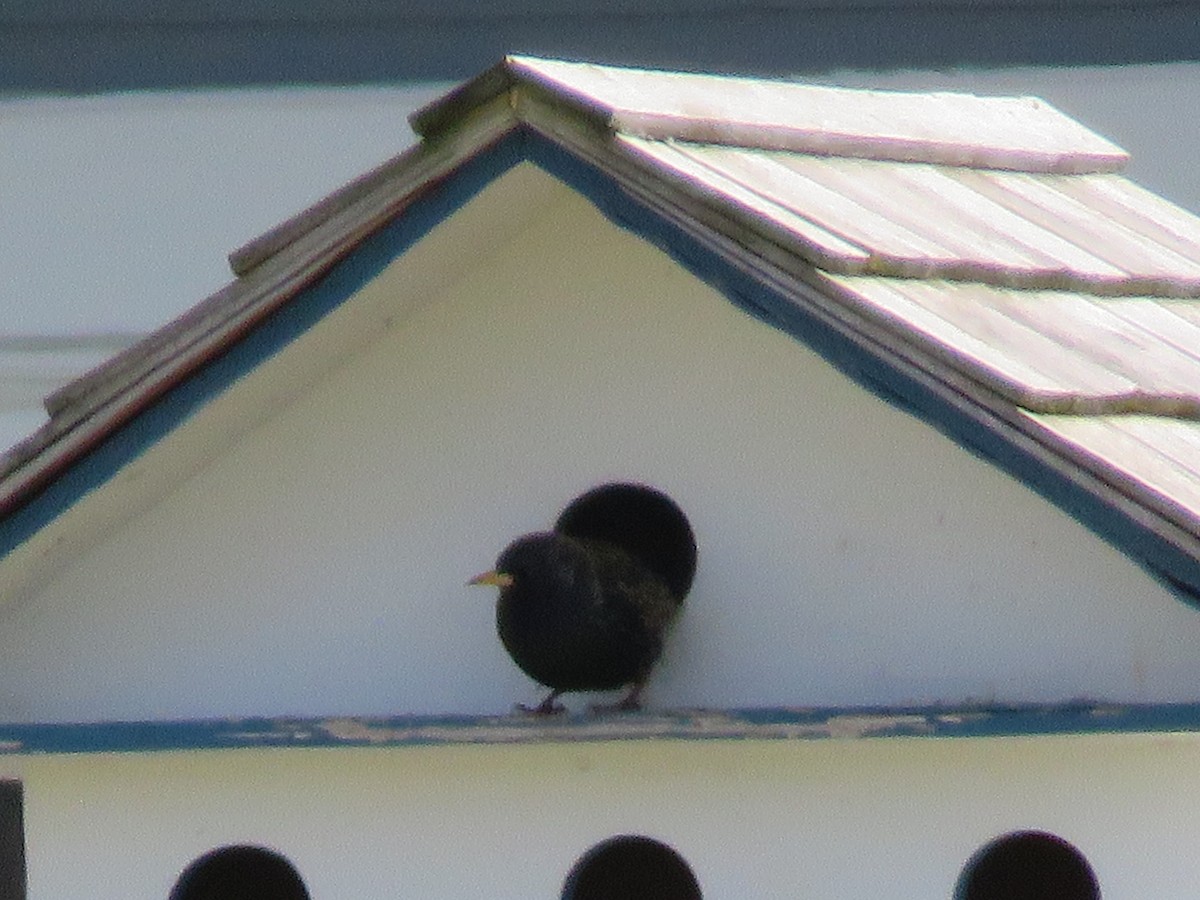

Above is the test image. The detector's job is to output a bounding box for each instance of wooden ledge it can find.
[4,702,1200,755]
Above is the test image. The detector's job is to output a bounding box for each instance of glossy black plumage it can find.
[472,483,696,714]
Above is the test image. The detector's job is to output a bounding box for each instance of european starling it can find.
[470,483,697,714]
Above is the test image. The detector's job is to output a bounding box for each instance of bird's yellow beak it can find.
[468,570,514,588]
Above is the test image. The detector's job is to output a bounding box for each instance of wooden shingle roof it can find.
[4,55,1200,600]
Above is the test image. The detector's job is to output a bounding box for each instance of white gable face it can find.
[0,163,1195,722]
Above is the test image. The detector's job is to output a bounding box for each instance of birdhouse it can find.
[3,56,1200,898]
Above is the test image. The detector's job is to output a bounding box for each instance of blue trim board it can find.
[2,703,1200,755]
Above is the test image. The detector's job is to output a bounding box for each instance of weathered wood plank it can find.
[509,56,1130,173]
[2,702,1200,754]
[617,137,873,264]
[1115,417,1200,476]
[1101,299,1200,365]
[1053,175,1200,269]
[828,277,1139,400]
[967,289,1200,397]
[961,290,1200,410]
[683,147,970,265]
[890,164,1131,284]
[830,276,1200,410]
[960,169,1200,286]
[1025,414,1200,521]
[689,146,1190,292]
[769,155,1062,272]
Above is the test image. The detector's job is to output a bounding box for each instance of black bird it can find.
[470,483,697,715]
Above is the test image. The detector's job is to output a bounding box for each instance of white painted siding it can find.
[0,166,1195,722]
[10,733,1200,898]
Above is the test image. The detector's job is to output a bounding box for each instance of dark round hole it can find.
[168,845,310,900]
[956,830,1100,900]
[555,482,698,601]
[561,834,702,900]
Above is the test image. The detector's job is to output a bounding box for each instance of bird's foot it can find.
[588,684,644,714]
[587,700,640,714]
[515,701,567,716]
[515,691,566,716]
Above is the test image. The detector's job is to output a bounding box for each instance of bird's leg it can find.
[517,689,566,716]
[615,681,645,711]
[589,681,645,714]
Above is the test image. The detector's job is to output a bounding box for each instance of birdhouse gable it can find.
[2,58,1200,731]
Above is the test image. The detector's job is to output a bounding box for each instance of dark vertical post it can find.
[0,781,25,900]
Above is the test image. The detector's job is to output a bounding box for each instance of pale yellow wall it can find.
[15,733,1200,899]
[0,164,1196,722]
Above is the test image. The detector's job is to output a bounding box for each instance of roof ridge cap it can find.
[412,55,1129,175]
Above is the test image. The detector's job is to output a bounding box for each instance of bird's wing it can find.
[582,538,680,635]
